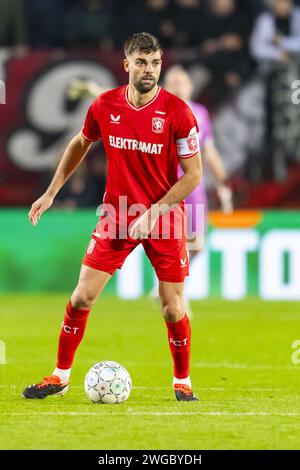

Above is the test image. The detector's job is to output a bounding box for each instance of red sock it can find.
[165,314,191,379]
[56,301,90,370]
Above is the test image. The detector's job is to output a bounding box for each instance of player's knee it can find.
[71,288,97,310]
[161,296,185,323]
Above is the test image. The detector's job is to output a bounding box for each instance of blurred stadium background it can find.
[0,0,300,300]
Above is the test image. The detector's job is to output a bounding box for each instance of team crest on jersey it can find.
[152,117,165,134]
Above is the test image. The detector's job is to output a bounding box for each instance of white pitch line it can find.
[1,411,299,417]
[67,385,299,393]
[195,363,297,370]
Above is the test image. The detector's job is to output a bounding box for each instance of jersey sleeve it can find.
[175,103,200,159]
[81,100,102,142]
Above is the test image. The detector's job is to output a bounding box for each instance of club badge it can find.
[152,117,165,134]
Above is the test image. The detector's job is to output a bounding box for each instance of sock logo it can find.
[62,321,79,335]
[170,337,188,347]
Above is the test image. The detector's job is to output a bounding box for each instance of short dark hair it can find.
[124,32,163,57]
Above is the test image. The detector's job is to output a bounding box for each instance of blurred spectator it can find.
[0,0,27,55]
[250,0,300,180]
[63,0,116,49]
[250,0,300,64]
[171,0,205,47]
[54,158,106,209]
[238,0,264,20]
[26,0,63,48]
[114,0,175,48]
[197,0,252,104]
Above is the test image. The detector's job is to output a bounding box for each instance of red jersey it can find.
[81,85,199,237]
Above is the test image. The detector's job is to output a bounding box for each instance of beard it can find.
[134,76,157,94]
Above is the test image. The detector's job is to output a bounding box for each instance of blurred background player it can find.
[164,65,233,255]
[164,65,233,314]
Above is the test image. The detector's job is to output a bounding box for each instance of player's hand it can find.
[128,208,159,240]
[216,185,233,214]
[28,193,54,226]
[67,79,104,100]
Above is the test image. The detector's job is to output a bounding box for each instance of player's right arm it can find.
[29,133,92,226]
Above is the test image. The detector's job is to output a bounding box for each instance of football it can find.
[84,361,132,404]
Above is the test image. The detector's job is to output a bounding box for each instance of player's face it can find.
[164,71,193,102]
[124,51,162,94]
[273,0,293,17]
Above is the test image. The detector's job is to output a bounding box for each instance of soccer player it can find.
[69,67,233,259]
[23,32,201,401]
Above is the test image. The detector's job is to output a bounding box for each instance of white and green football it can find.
[84,361,132,404]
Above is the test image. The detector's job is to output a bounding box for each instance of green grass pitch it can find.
[1,295,300,450]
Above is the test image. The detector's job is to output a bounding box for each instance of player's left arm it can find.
[129,103,201,239]
[157,152,202,211]
[129,153,201,239]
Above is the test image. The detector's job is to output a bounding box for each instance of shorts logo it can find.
[152,117,165,134]
[87,239,96,255]
[180,257,187,267]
